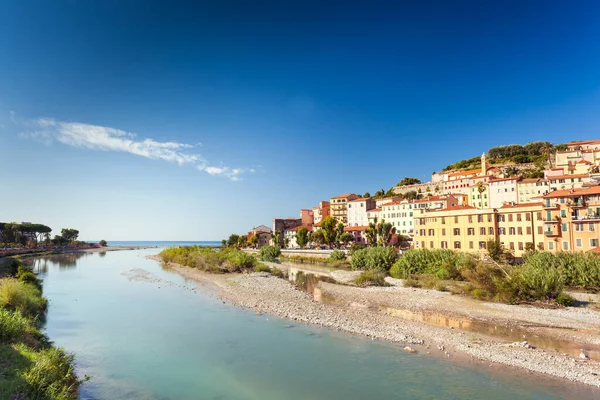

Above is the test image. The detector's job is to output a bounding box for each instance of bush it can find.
[270,267,284,278]
[511,262,564,300]
[258,246,281,262]
[0,279,48,318]
[390,249,472,279]
[21,345,81,399]
[228,251,256,271]
[349,244,366,256]
[17,268,43,292]
[329,250,346,261]
[556,292,576,307]
[351,247,398,272]
[353,271,387,287]
[254,263,271,273]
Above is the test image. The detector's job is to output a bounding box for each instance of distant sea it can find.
[88,241,221,247]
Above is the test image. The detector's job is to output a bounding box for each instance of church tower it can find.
[481,153,487,176]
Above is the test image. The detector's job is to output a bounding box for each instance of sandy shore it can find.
[147,255,600,388]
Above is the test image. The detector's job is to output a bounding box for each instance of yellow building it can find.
[542,186,600,253]
[414,203,545,257]
[517,178,549,203]
[329,193,359,225]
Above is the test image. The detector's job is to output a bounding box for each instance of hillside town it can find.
[245,140,600,258]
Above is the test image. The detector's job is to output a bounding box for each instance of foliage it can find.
[296,227,309,248]
[0,279,48,318]
[99,239,108,247]
[60,228,79,243]
[390,249,470,279]
[556,292,576,307]
[227,234,240,248]
[338,232,354,246]
[228,251,257,271]
[270,267,284,278]
[258,245,281,262]
[254,264,271,273]
[377,220,396,247]
[0,308,32,344]
[21,345,81,400]
[349,243,366,255]
[351,247,398,272]
[363,192,371,198]
[329,250,346,261]
[521,251,600,288]
[237,235,248,248]
[397,177,421,186]
[353,271,387,287]
[486,238,510,263]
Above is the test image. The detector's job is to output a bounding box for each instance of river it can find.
[30,249,597,399]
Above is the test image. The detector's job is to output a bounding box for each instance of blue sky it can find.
[1,1,599,241]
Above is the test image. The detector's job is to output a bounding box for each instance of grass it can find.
[0,257,82,399]
[158,246,260,273]
[350,247,398,272]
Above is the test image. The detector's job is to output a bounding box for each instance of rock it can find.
[580,350,588,359]
[403,346,417,353]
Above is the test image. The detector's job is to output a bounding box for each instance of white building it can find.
[347,197,376,227]
[489,177,519,208]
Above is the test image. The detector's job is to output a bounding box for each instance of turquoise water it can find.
[34,249,596,400]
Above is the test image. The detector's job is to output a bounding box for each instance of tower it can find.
[481,153,487,176]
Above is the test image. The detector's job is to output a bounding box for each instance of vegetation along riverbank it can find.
[0,257,83,400]
[153,244,600,387]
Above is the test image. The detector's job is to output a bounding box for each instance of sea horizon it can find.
[87,240,222,247]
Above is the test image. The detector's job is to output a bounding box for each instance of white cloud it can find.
[19,116,249,181]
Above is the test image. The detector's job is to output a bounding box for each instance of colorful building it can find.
[542,186,600,253]
[311,201,330,225]
[488,176,519,209]
[517,178,549,204]
[330,193,359,225]
[347,197,376,227]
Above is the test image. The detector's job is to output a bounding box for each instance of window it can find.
[526,227,532,235]
[509,227,516,235]
[538,226,543,234]
[548,241,555,251]
[498,227,506,235]
[441,217,446,224]
[508,214,513,222]
[537,212,542,221]
[421,241,425,248]
[454,216,459,223]
[518,242,524,251]
[575,224,584,232]
[576,238,582,248]
[441,241,448,249]
[454,241,461,249]
[526,213,531,221]
[453,228,460,235]
[590,223,595,232]
[480,227,486,235]
[509,242,515,250]
[469,241,474,249]
[428,229,435,236]
[487,215,492,222]
[489,227,494,235]
[562,241,569,251]
[561,223,568,232]
[497,215,505,222]
[467,228,474,235]
[468,216,473,223]
[517,214,522,222]
[591,238,599,248]
[430,241,434,248]
[442,228,446,236]
[517,227,523,235]
[538,242,544,251]
[561,210,566,218]
[478,215,484,223]
[479,241,486,249]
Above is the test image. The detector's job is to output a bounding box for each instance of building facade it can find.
[311,201,330,225]
[488,176,519,209]
[517,178,549,203]
[414,203,545,257]
[330,193,359,225]
[347,197,376,227]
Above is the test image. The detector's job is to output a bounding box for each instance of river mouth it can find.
[288,270,600,362]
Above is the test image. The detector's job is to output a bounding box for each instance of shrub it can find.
[329,250,346,261]
[390,249,472,279]
[21,345,81,399]
[254,263,271,273]
[17,269,43,292]
[349,244,366,256]
[270,267,284,278]
[351,247,398,272]
[258,246,281,262]
[0,308,32,344]
[511,262,564,300]
[0,279,48,318]
[228,251,256,271]
[353,271,387,287]
[556,292,576,307]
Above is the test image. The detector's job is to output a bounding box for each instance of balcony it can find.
[544,201,559,209]
[544,230,560,237]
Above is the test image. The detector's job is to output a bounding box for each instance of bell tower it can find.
[481,152,487,175]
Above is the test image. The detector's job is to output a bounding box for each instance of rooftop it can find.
[543,185,600,199]
[331,193,358,199]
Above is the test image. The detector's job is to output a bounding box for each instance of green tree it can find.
[61,228,79,243]
[365,219,378,247]
[320,216,338,247]
[237,235,248,248]
[397,177,421,186]
[99,240,108,247]
[377,220,396,247]
[296,227,309,249]
[363,192,371,198]
[486,238,506,262]
[249,234,258,248]
[339,232,354,246]
[227,234,240,248]
[311,229,325,245]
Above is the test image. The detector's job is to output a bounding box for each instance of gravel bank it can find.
[154,257,600,387]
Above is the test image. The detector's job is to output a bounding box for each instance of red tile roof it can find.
[368,208,382,213]
[331,193,358,199]
[500,202,543,209]
[543,186,600,198]
[489,176,520,182]
[447,168,481,177]
[547,173,589,180]
[348,197,372,202]
[344,226,368,232]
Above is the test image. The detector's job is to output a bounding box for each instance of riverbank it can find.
[149,254,600,388]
